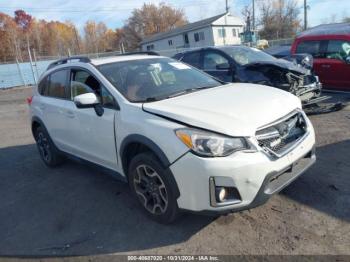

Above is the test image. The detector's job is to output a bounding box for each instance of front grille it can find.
[256,111,307,157]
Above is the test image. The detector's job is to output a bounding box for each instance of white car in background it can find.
[29,53,316,223]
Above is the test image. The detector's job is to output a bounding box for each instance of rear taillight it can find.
[27,96,33,105]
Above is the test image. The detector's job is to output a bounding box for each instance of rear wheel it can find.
[35,126,64,167]
[128,153,180,224]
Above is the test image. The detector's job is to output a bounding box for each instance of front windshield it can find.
[220,46,277,66]
[97,57,221,102]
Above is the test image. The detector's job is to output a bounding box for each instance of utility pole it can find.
[225,0,229,13]
[252,0,255,31]
[304,0,308,30]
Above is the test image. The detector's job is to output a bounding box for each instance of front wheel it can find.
[128,153,180,224]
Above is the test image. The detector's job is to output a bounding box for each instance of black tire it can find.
[128,152,180,224]
[34,126,64,167]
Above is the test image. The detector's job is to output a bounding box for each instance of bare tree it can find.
[259,0,301,40]
[84,21,99,53]
[122,2,188,50]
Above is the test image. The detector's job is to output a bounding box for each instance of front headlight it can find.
[175,128,249,157]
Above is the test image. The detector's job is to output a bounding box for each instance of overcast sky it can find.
[0,0,349,31]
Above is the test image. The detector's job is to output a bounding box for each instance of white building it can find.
[140,13,244,54]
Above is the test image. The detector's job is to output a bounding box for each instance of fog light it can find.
[216,187,227,202]
[209,177,242,207]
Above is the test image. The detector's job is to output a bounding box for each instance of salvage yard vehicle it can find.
[29,53,316,223]
[291,22,350,90]
[173,46,326,107]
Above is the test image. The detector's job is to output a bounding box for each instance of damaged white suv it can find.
[29,53,316,223]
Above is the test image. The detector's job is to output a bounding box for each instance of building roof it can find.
[298,22,350,37]
[141,13,231,44]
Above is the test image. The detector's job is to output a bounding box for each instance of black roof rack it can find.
[47,52,159,70]
[47,56,91,70]
[117,51,160,56]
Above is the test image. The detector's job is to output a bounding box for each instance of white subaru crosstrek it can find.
[29,53,316,223]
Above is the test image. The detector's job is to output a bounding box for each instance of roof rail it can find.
[47,56,91,70]
[117,51,160,56]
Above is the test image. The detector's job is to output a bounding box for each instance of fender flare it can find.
[120,134,171,172]
[120,134,180,199]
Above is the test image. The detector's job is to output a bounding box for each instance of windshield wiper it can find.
[140,85,218,102]
[167,85,217,99]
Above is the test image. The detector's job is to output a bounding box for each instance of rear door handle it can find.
[321,64,331,68]
[66,110,75,118]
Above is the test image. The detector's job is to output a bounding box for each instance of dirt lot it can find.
[0,87,349,257]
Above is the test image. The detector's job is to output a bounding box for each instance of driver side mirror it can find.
[74,93,99,108]
[74,93,104,116]
[216,62,231,70]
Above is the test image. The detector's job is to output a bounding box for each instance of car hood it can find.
[243,59,308,74]
[143,83,301,137]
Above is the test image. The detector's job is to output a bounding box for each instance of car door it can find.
[295,39,350,89]
[295,40,328,84]
[201,50,233,82]
[64,68,119,171]
[38,69,72,151]
[321,39,350,89]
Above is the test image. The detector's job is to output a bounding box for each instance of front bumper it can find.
[169,124,316,213]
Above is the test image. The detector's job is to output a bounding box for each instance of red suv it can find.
[291,23,350,91]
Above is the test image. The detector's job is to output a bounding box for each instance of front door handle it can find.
[321,64,331,68]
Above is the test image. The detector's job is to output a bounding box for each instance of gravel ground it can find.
[0,87,349,257]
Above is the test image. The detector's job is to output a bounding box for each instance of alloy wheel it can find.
[133,164,168,215]
[37,132,51,163]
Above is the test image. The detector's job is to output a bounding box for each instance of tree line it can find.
[1,1,348,63]
[0,3,187,62]
[243,0,350,40]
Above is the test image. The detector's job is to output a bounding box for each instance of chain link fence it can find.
[267,38,294,47]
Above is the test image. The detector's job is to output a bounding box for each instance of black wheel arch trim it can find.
[120,134,171,170]
[31,116,47,138]
[31,116,58,147]
[120,134,181,198]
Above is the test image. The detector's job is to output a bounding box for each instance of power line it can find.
[0,0,215,13]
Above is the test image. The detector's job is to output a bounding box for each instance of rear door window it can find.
[46,70,68,99]
[181,52,201,68]
[38,76,48,95]
[296,40,323,58]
